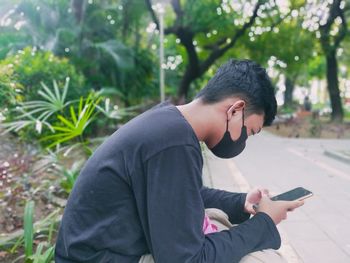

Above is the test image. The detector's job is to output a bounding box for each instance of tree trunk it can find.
[283,77,295,108]
[318,0,347,123]
[71,0,85,23]
[71,0,86,57]
[122,0,131,42]
[176,28,200,103]
[326,50,343,122]
[177,65,197,104]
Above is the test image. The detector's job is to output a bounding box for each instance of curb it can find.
[324,150,350,165]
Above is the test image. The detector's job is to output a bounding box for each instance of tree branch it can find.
[171,0,183,20]
[334,2,348,48]
[200,0,263,74]
[144,0,177,35]
[144,0,159,29]
[319,0,348,51]
[203,7,290,51]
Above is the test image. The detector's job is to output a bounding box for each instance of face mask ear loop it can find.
[226,107,236,132]
[242,109,245,127]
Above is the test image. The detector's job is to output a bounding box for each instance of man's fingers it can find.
[255,187,269,197]
[261,188,269,196]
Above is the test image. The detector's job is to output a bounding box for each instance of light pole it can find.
[159,6,165,102]
[153,2,166,102]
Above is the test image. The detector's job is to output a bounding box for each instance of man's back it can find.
[55,103,201,262]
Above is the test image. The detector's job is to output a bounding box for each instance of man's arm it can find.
[200,187,250,224]
[144,145,280,263]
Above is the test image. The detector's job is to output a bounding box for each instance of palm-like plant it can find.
[40,93,101,150]
[0,78,71,135]
[19,78,71,122]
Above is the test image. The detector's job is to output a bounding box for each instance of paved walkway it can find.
[203,131,350,263]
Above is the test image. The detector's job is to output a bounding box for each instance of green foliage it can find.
[29,242,55,263]
[22,201,55,263]
[309,117,322,137]
[21,78,71,123]
[183,0,222,34]
[246,13,316,80]
[5,200,54,262]
[279,105,298,115]
[58,161,83,194]
[0,78,129,150]
[1,0,158,107]
[0,47,85,105]
[0,78,73,141]
[0,202,59,261]
[24,201,35,258]
[40,93,101,150]
[344,108,350,121]
[307,55,326,79]
[120,49,158,105]
[0,31,29,60]
[0,65,18,108]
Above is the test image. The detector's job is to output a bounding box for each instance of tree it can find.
[244,1,316,108]
[146,0,289,103]
[304,0,349,122]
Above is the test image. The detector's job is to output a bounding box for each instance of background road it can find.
[233,132,350,263]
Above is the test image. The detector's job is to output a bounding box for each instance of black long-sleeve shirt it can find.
[55,103,281,263]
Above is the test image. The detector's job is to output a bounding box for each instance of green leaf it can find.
[95,40,134,70]
[70,105,78,124]
[39,82,57,102]
[24,201,35,259]
[57,115,75,129]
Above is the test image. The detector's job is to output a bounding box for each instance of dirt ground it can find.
[0,132,62,262]
[265,115,350,139]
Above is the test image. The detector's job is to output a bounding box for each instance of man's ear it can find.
[227,100,245,120]
[233,100,246,111]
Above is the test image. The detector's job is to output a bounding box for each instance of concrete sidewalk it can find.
[202,148,301,263]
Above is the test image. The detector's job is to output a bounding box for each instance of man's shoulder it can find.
[106,103,200,157]
[135,104,198,149]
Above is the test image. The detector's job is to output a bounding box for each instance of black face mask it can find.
[210,110,248,159]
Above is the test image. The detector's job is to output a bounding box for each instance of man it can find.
[55,59,304,263]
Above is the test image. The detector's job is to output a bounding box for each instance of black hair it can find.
[195,59,277,126]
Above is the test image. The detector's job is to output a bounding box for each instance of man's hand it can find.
[244,187,269,214]
[257,196,304,225]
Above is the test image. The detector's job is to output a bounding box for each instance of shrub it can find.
[0,47,86,107]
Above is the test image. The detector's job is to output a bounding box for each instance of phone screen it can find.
[271,187,313,201]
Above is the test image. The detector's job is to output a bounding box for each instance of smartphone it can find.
[270,187,313,201]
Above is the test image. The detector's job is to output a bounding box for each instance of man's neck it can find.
[176,100,224,147]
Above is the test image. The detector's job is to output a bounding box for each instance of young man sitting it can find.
[55,59,303,263]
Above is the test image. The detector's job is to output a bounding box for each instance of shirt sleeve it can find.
[144,145,281,263]
[200,187,250,224]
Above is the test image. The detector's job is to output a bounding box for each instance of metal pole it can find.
[159,10,165,102]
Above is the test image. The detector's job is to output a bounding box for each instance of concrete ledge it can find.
[324,150,350,165]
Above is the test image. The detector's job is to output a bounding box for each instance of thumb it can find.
[287,200,304,211]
